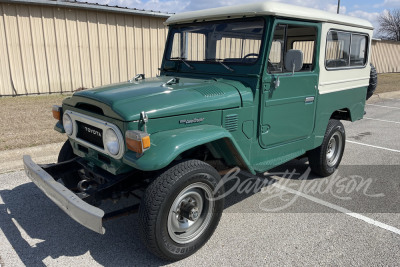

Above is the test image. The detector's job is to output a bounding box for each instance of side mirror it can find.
[273,50,304,89]
[284,50,303,73]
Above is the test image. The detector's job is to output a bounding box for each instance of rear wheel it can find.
[138,159,224,261]
[307,120,345,177]
[57,140,79,188]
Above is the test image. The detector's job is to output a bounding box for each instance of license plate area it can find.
[76,121,104,149]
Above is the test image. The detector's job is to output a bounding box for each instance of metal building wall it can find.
[371,40,400,73]
[0,2,168,96]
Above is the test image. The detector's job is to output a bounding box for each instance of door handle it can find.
[305,97,315,103]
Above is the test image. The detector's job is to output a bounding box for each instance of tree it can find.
[378,9,400,41]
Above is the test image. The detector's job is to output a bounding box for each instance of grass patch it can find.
[0,94,70,151]
[376,73,400,94]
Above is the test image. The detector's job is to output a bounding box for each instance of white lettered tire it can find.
[138,159,225,261]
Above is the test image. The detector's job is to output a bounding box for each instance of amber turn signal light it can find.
[126,130,150,154]
[52,105,62,120]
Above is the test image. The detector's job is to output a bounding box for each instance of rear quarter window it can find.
[325,30,368,69]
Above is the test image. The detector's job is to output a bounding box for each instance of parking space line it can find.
[364,117,400,124]
[366,104,400,110]
[273,183,400,236]
[346,140,400,153]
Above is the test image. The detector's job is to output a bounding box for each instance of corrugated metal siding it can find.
[0,2,168,96]
[371,40,400,73]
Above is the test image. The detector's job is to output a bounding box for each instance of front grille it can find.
[76,121,104,149]
[65,110,124,159]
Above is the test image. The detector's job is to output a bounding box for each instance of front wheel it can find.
[138,159,225,261]
[307,119,345,177]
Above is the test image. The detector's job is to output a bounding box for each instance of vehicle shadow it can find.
[0,159,315,266]
[0,182,166,266]
[267,157,323,180]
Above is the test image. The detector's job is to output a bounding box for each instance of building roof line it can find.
[2,0,172,18]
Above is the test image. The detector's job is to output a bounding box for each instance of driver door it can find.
[259,22,319,148]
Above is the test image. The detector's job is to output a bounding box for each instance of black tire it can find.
[138,159,225,261]
[366,63,377,100]
[307,120,346,177]
[57,140,79,188]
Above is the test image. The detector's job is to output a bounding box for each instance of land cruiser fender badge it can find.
[179,118,205,124]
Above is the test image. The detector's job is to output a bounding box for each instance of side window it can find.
[292,41,315,64]
[326,31,351,68]
[325,30,368,69]
[350,34,368,66]
[268,25,285,73]
[267,24,317,73]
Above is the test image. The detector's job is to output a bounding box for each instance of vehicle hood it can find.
[70,77,243,121]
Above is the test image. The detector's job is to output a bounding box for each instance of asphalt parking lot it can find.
[1,95,400,266]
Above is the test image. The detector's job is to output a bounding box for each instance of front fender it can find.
[122,125,254,173]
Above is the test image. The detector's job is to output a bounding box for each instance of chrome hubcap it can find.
[326,132,343,167]
[167,181,214,244]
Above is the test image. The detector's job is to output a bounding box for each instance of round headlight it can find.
[63,114,73,136]
[105,128,120,155]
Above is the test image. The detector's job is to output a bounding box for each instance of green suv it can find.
[23,2,377,261]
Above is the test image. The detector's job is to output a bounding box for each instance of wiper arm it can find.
[205,58,234,72]
[170,57,195,69]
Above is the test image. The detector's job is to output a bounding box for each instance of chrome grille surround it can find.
[64,110,125,160]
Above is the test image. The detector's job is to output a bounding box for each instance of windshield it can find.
[166,18,265,65]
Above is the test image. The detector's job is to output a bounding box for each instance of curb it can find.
[368,90,400,103]
[0,142,64,174]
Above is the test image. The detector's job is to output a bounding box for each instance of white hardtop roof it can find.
[165,2,373,30]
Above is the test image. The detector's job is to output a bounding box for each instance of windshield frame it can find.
[163,17,267,69]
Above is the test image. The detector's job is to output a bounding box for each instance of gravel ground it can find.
[0,94,68,151]
[375,73,400,94]
[0,96,399,266]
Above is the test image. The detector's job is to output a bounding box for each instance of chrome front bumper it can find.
[23,155,105,234]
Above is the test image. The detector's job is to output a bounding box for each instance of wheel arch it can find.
[122,125,255,174]
[330,108,352,121]
[313,104,361,150]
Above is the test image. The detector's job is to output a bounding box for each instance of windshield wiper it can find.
[205,58,234,72]
[170,57,195,69]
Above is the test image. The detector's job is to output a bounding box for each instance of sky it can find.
[78,0,400,36]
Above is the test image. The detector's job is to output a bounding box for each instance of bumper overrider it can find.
[23,155,105,234]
